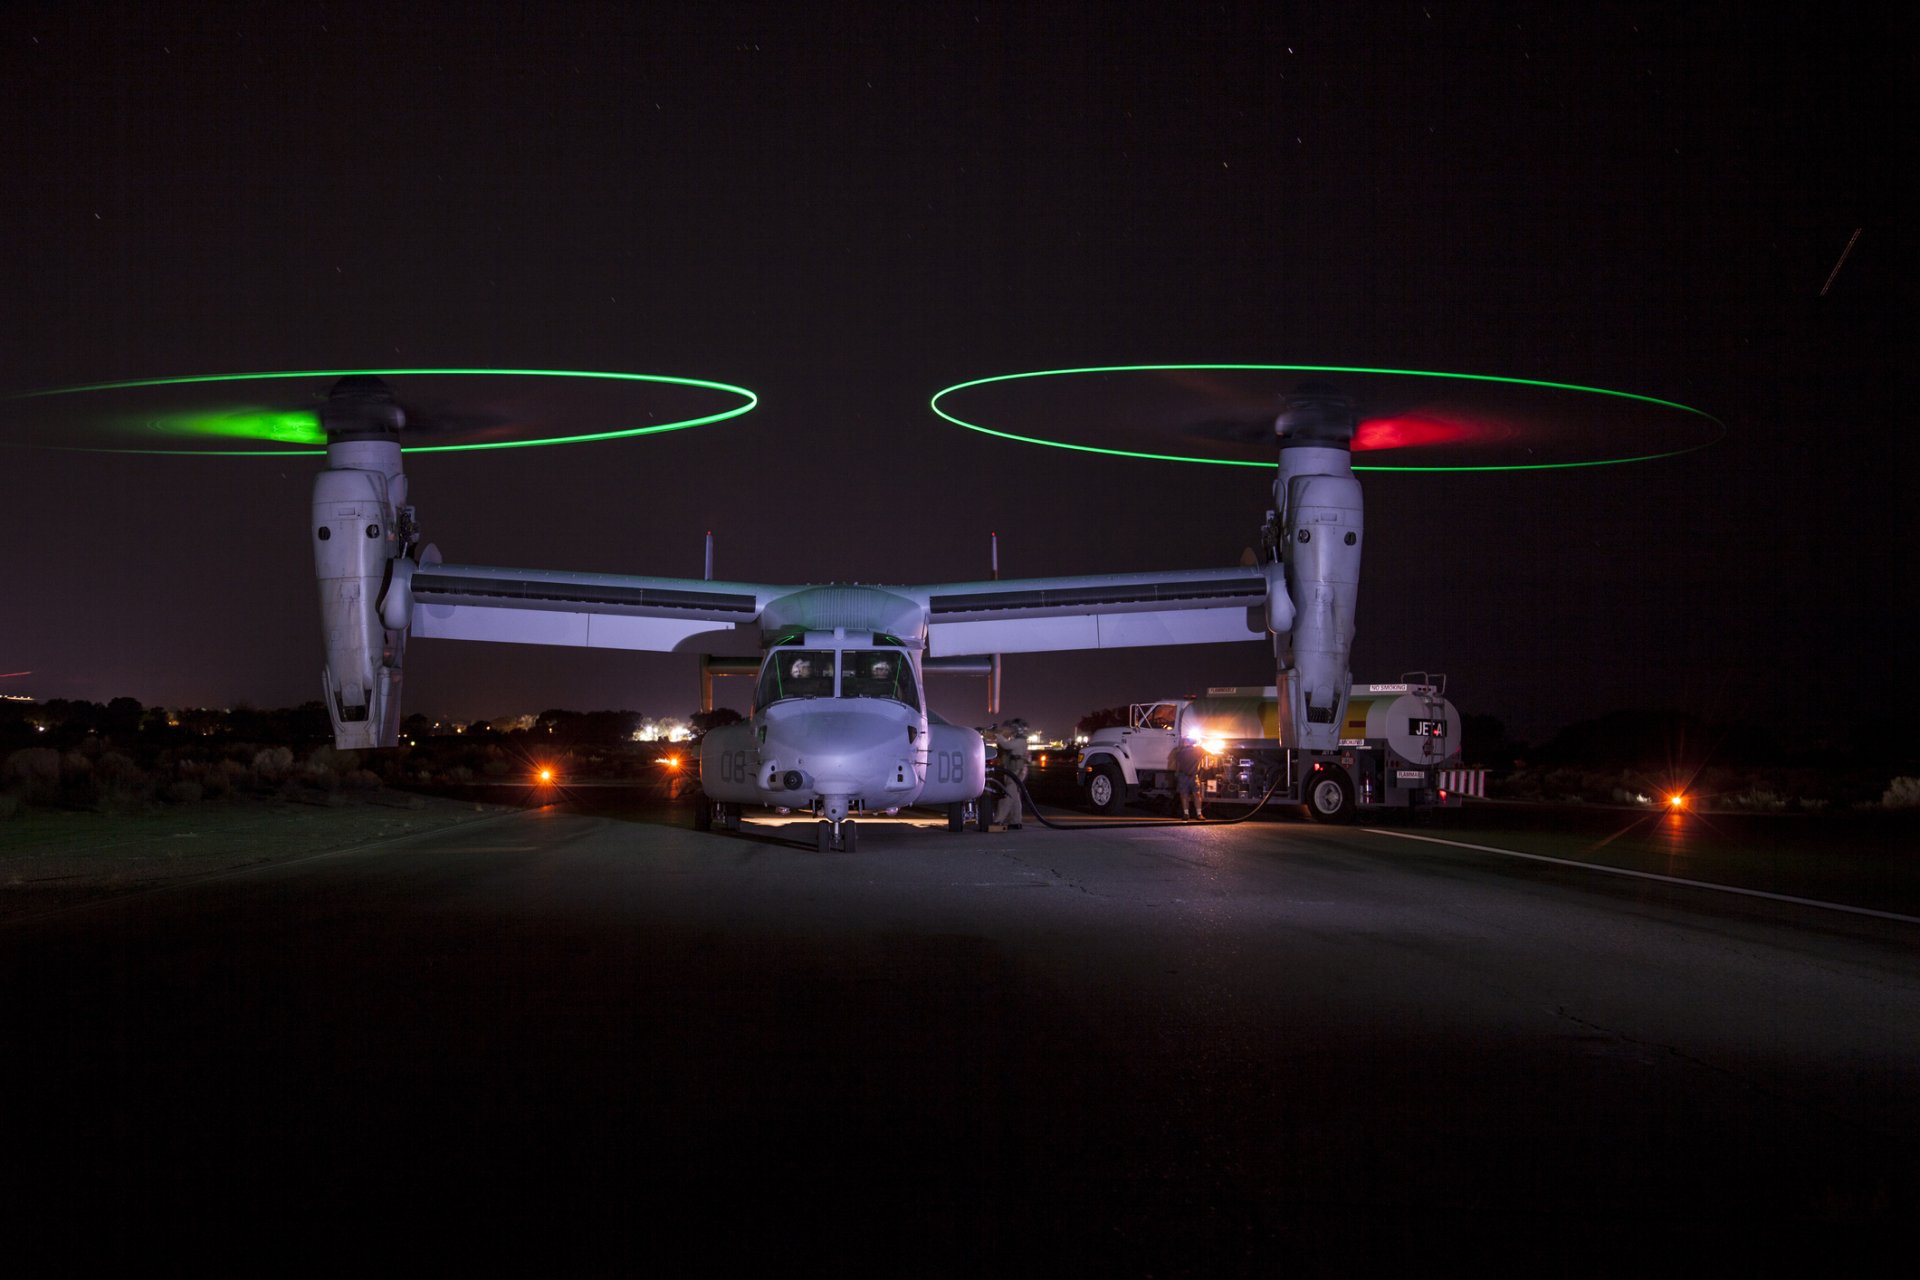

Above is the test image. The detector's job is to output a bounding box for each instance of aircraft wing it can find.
[910,566,1269,656]
[407,563,777,655]
[406,561,1269,658]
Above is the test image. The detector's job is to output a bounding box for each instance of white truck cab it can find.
[1077,700,1190,814]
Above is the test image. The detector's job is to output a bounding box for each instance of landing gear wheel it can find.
[975,786,998,832]
[947,801,968,833]
[817,820,834,852]
[1086,762,1125,815]
[1306,770,1357,824]
[693,796,713,832]
[842,820,857,852]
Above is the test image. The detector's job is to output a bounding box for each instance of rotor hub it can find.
[319,375,407,439]
[1274,385,1357,450]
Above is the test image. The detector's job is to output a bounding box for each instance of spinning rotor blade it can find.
[1169,376,1500,455]
[930,364,1719,471]
[0,368,759,455]
[316,375,514,441]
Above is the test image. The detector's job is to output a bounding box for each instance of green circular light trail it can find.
[9,367,759,456]
[930,364,1723,472]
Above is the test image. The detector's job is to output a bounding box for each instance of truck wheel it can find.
[1306,770,1356,824]
[1086,762,1124,815]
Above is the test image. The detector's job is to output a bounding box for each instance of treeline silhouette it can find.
[3,697,1911,814]
[0,697,731,815]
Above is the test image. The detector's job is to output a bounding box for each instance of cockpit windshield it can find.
[754,649,836,706]
[841,649,919,709]
[752,646,920,711]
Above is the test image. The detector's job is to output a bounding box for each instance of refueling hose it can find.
[991,763,1295,831]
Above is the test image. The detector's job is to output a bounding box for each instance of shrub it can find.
[92,751,151,807]
[209,759,247,797]
[4,747,61,799]
[1883,777,1920,810]
[304,745,362,781]
[251,746,295,782]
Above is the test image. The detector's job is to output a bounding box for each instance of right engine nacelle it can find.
[313,439,408,749]
[1270,390,1364,752]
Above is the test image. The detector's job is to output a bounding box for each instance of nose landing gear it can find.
[817,819,857,852]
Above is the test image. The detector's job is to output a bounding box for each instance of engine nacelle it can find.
[313,436,408,749]
[916,719,987,804]
[698,720,761,802]
[1271,392,1364,751]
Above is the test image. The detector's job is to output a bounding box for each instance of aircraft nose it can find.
[778,710,907,786]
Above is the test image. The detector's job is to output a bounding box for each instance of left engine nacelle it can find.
[313,437,409,749]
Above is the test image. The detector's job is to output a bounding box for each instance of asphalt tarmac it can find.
[4,800,1914,1276]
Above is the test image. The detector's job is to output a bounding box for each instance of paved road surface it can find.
[4,807,1913,1275]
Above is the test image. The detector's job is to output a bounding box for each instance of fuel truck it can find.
[1075,678,1486,822]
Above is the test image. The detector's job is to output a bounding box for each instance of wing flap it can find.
[411,564,762,619]
[407,563,770,653]
[919,567,1265,656]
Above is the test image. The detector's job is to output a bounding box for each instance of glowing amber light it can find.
[1669,794,1686,809]
[537,768,555,784]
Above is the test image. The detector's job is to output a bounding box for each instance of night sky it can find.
[2,3,1907,745]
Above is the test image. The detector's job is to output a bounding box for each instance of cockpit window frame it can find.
[752,644,921,712]
[840,648,920,710]
[753,647,839,708]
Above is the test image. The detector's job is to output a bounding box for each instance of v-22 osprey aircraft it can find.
[310,377,1364,850]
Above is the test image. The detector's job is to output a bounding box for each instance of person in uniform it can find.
[992,721,1030,830]
[1173,738,1206,819]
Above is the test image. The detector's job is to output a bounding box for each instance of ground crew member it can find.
[1173,738,1206,819]
[992,722,1030,829]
